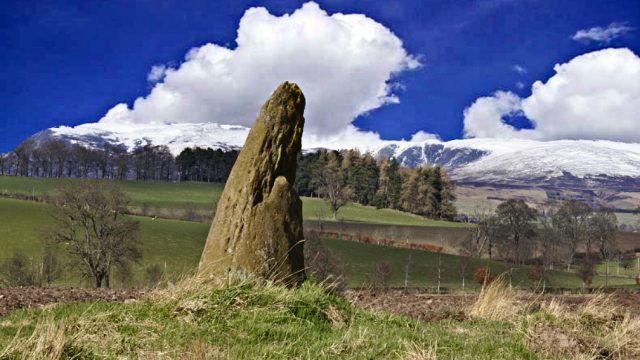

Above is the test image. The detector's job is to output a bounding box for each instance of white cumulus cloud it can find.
[463,48,640,142]
[94,2,420,146]
[147,64,168,83]
[572,22,634,44]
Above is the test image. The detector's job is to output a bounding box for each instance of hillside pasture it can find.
[0,197,209,287]
[2,196,637,290]
[0,175,466,227]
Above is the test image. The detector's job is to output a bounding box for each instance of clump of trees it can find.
[1,139,176,181]
[175,148,238,182]
[296,149,456,220]
[464,198,621,285]
[0,138,239,183]
[0,247,62,287]
[495,199,537,265]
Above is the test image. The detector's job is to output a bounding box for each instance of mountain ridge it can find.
[22,121,640,188]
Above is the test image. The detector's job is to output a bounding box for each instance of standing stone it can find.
[198,82,306,286]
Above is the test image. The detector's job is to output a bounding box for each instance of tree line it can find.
[2,140,457,220]
[464,199,622,285]
[0,138,239,182]
[295,149,456,220]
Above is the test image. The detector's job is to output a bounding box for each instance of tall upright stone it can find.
[198,82,306,286]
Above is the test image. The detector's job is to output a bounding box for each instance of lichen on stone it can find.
[198,82,306,286]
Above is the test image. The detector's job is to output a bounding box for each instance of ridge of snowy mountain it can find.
[27,122,640,184]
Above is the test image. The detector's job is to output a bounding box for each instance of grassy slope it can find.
[302,197,469,227]
[2,196,636,289]
[0,175,223,210]
[322,238,637,289]
[0,281,541,359]
[0,197,209,286]
[0,175,467,227]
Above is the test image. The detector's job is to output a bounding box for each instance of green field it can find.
[2,196,636,289]
[0,197,209,286]
[0,175,466,227]
[0,175,223,210]
[321,238,637,289]
[302,197,469,227]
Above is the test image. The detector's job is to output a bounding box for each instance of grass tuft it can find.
[524,292,640,359]
[467,275,522,321]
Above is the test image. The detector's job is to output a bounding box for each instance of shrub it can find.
[374,261,393,288]
[1,252,37,286]
[40,245,62,286]
[145,264,164,288]
[473,267,493,285]
[577,258,595,285]
[304,235,345,293]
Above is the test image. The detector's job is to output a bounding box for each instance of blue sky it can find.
[1,0,639,152]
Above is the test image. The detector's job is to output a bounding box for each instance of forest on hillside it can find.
[1,139,457,220]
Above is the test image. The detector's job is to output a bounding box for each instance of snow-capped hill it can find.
[450,140,640,181]
[370,138,640,186]
[31,121,640,186]
[371,138,640,182]
[45,122,250,155]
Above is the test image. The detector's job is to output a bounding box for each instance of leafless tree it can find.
[466,207,500,259]
[590,207,618,285]
[48,181,141,288]
[553,200,592,271]
[496,199,537,265]
[14,139,36,176]
[314,152,352,220]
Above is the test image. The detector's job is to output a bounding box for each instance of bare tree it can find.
[374,261,393,289]
[314,152,352,220]
[14,139,36,176]
[553,200,592,271]
[536,208,564,290]
[590,207,618,285]
[496,199,537,265]
[0,153,5,175]
[590,207,618,258]
[49,181,141,288]
[466,207,500,259]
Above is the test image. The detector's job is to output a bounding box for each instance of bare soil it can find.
[344,289,640,321]
[0,287,144,317]
[2,287,639,321]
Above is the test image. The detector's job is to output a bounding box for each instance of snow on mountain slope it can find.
[46,122,249,155]
[36,122,640,183]
[370,138,640,182]
[450,140,640,181]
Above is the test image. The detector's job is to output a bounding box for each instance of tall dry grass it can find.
[467,275,523,321]
[467,276,640,359]
[0,319,68,359]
